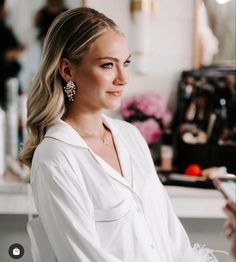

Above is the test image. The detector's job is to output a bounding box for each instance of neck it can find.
[62,110,105,136]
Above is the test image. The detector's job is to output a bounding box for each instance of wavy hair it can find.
[19,7,119,167]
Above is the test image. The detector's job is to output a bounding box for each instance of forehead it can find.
[85,30,129,60]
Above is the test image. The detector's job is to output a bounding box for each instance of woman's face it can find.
[68,30,130,111]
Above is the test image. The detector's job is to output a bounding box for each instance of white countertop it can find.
[0,176,37,215]
[165,186,225,218]
[0,176,226,218]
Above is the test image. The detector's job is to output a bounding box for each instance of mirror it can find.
[193,0,235,68]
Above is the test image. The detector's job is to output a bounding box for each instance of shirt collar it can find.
[44,114,121,148]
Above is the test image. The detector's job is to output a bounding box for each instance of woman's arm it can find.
[31,162,123,262]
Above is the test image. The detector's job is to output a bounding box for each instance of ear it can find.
[59,58,73,82]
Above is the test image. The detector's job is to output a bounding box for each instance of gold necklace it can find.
[75,126,110,145]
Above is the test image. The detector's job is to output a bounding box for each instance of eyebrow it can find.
[96,54,131,62]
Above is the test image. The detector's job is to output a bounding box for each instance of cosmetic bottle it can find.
[18,92,28,143]
[6,105,18,158]
[7,78,19,105]
[0,107,6,176]
[6,78,19,158]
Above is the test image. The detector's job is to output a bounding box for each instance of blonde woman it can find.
[20,7,219,262]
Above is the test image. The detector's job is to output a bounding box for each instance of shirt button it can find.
[136,206,141,213]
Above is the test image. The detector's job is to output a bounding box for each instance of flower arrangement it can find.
[119,92,172,145]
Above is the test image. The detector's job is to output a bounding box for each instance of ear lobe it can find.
[59,58,73,82]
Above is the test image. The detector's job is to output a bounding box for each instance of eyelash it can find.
[101,63,113,69]
[101,60,131,69]
[124,60,131,67]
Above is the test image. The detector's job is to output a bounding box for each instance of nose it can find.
[113,67,128,86]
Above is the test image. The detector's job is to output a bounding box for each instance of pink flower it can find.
[135,93,166,118]
[133,119,162,144]
[120,92,173,145]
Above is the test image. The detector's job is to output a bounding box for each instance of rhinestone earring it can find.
[64,80,76,101]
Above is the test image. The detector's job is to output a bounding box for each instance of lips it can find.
[106,90,123,97]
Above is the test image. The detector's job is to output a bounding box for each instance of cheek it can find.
[87,70,115,87]
[95,70,115,83]
[125,69,129,81]
[78,70,114,88]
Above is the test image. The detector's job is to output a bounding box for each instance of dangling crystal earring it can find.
[64,80,76,101]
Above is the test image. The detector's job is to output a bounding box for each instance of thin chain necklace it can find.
[75,126,110,145]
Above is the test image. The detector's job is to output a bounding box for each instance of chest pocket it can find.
[94,199,131,222]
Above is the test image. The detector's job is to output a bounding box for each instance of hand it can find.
[223,201,236,258]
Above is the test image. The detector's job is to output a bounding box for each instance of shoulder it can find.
[31,120,86,173]
[31,138,81,184]
[32,138,67,168]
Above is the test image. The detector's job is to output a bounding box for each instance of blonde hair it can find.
[19,7,119,167]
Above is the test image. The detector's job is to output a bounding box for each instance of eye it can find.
[124,60,131,67]
[101,63,113,69]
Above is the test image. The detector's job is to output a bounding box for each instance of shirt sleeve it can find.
[31,162,124,262]
[162,188,220,262]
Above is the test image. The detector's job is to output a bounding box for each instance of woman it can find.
[20,7,219,262]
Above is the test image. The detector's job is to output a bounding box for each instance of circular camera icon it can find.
[8,243,24,259]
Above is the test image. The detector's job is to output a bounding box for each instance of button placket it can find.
[121,190,160,258]
[136,205,158,252]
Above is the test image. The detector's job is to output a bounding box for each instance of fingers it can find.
[223,201,236,258]
[224,205,236,229]
[224,219,234,238]
[231,234,236,258]
[227,201,236,213]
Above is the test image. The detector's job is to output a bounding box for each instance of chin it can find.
[104,100,121,110]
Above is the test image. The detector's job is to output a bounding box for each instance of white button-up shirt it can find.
[31,115,218,262]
